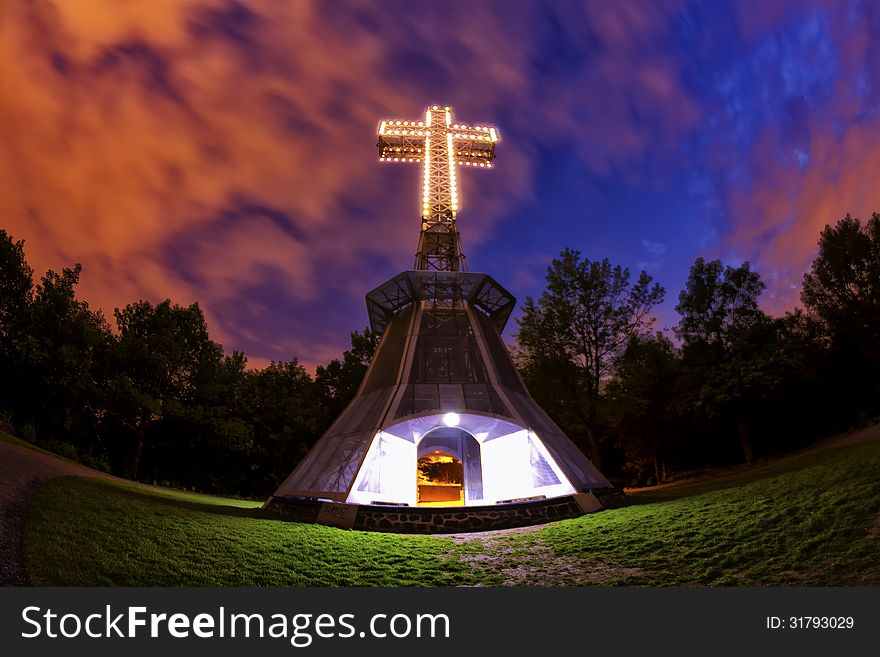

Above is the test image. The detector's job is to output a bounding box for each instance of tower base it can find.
[264,488,624,534]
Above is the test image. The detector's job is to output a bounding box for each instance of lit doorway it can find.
[416,427,482,507]
[417,451,463,506]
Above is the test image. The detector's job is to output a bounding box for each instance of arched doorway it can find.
[416,427,482,507]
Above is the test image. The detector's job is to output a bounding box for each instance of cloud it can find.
[711,0,880,314]
[642,240,667,256]
[0,0,702,364]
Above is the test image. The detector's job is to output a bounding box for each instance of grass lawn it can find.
[23,441,880,586]
[464,441,880,586]
[24,478,474,586]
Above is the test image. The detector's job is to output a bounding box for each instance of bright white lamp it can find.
[442,412,460,427]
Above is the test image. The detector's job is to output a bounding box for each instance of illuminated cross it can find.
[377,105,498,272]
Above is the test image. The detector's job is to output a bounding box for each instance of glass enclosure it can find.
[346,412,576,507]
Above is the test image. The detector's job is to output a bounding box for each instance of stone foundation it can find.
[590,486,628,508]
[264,489,623,534]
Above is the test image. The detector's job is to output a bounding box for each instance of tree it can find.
[109,299,223,479]
[17,264,113,461]
[675,258,767,464]
[515,249,665,469]
[802,213,880,335]
[675,257,766,348]
[315,328,378,418]
[0,230,32,345]
[164,349,251,493]
[244,359,324,495]
[0,230,34,425]
[801,213,880,420]
[607,333,679,485]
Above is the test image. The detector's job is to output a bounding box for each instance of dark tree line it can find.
[516,214,880,486]
[1,213,878,494]
[0,228,375,497]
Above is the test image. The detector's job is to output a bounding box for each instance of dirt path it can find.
[0,441,115,586]
[445,525,647,586]
[797,421,880,453]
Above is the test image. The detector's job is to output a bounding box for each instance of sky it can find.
[3,0,880,370]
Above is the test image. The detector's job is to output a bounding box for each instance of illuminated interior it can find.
[417,452,464,507]
[346,413,577,507]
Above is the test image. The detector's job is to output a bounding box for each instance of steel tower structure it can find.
[266,104,619,533]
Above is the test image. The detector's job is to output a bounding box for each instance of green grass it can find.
[23,441,880,586]
[24,478,475,586]
[483,442,880,586]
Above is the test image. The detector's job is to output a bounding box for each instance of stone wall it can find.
[591,486,628,508]
[263,494,608,533]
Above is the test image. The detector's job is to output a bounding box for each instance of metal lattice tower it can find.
[377,105,498,272]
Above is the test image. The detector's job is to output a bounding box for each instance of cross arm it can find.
[377,119,428,162]
[451,124,499,168]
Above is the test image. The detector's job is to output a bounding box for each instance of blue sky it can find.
[5,0,880,367]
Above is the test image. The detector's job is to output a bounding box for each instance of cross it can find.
[377,105,498,272]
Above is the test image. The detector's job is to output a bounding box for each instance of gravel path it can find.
[445,525,648,586]
[0,441,115,586]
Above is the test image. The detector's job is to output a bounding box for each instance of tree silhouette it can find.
[516,249,664,469]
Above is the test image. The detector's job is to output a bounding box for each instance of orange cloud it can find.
[0,0,699,364]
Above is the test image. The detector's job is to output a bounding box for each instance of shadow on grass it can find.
[27,476,477,586]
[623,445,864,506]
[73,477,284,521]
